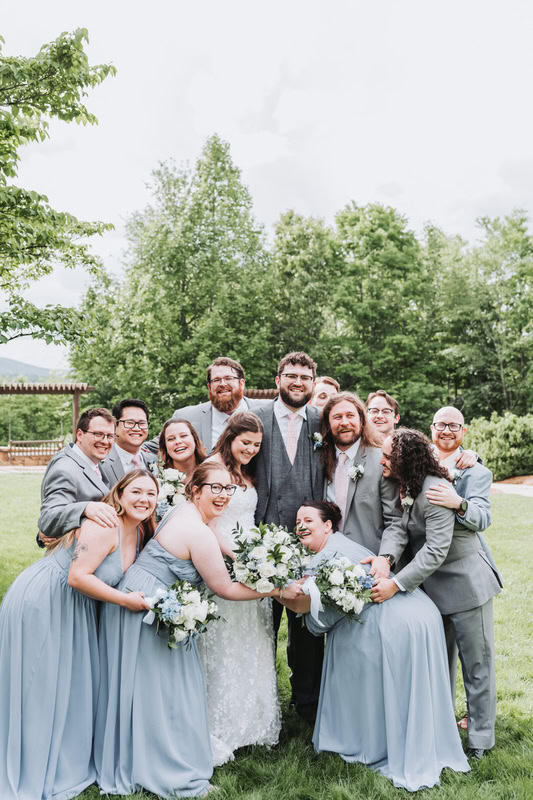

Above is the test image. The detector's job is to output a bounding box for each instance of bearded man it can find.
[254,351,324,723]
[145,357,264,454]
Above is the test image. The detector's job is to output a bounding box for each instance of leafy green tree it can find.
[71,136,272,426]
[0,28,115,344]
[0,389,71,444]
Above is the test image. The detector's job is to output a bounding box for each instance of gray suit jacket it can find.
[253,401,323,526]
[38,444,111,540]
[327,444,402,554]
[101,444,156,486]
[144,397,266,455]
[380,474,502,615]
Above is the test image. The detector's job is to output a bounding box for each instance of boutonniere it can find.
[401,490,414,513]
[348,464,364,482]
[450,467,464,485]
[309,432,323,450]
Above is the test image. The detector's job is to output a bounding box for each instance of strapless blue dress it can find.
[95,508,213,797]
[0,536,124,800]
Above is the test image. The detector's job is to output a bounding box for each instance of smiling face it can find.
[367,395,399,436]
[77,415,115,463]
[275,364,315,409]
[165,422,196,466]
[119,475,158,522]
[230,430,263,466]
[329,399,361,450]
[115,405,149,453]
[193,466,234,522]
[208,364,245,414]
[296,505,332,553]
[431,407,466,455]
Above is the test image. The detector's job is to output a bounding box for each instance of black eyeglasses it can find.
[119,419,149,430]
[85,431,115,442]
[433,422,463,432]
[368,407,395,416]
[280,373,314,384]
[200,483,237,496]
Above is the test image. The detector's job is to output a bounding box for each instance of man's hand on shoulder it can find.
[426,481,462,510]
[84,502,119,528]
[456,449,477,469]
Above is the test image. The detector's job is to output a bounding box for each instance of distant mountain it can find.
[0,358,55,382]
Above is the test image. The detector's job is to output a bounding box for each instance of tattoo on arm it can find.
[71,542,88,562]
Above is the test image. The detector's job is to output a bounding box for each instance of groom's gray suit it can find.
[101,444,156,485]
[327,444,402,555]
[380,471,501,750]
[253,400,324,716]
[38,444,111,542]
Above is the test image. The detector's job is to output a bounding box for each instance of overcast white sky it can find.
[2,0,533,370]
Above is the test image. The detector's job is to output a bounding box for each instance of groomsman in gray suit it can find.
[253,351,324,722]
[372,428,501,759]
[320,391,402,557]
[102,398,155,483]
[37,408,118,546]
[144,357,264,454]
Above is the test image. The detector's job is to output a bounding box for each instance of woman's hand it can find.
[122,591,151,611]
[279,582,304,601]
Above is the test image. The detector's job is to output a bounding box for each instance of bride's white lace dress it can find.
[197,485,281,766]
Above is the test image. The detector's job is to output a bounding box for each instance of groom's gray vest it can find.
[261,418,314,531]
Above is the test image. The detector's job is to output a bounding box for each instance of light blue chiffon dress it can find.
[0,535,124,800]
[306,533,470,792]
[95,507,213,798]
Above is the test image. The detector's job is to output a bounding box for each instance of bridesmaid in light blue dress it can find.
[0,469,157,800]
[282,501,470,793]
[95,461,304,798]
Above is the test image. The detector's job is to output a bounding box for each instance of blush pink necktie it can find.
[286,412,299,464]
[335,452,349,531]
[132,453,141,468]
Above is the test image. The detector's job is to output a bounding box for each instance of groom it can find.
[253,351,324,722]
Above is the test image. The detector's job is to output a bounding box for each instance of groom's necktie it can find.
[286,412,299,464]
[131,453,141,468]
[335,452,349,531]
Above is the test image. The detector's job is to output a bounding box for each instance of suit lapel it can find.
[345,442,367,513]
[65,446,108,495]
[260,403,275,492]
[203,405,213,452]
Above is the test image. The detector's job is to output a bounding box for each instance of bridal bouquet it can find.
[229,522,311,593]
[149,461,186,521]
[142,580,221,649]
[311,556,374,620]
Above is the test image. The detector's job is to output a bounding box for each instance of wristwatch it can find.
[381,554,395,569]
[458,498,468,515]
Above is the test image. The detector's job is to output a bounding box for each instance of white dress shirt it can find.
[326,439,361,503]
[114,442,143,471]
[211,397,250,450]
[273,398,307,447]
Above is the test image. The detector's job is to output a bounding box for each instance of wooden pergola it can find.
[0,382,95,438]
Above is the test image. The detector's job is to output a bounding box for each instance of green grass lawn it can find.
[1,474,532,799]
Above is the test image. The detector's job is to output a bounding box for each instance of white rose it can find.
[255,578,274,593]
[173,629,188,643]
[184,618,197,630]
[186,590,201,605]
[250,546,268,560]
[329,586,344,601]
[279,546,293,563]
[337,556,352,569]
[171,611,184,624]
[192,600,209,622]
[259,562,277,579]
[341,594,356,611]
[348,564,366,580]
[329,568,344,586]
[273,531,289,544]
[181,604,197,623]
[262,533,274,548]
[164,468,182,481]
[172,493,186,507]
[245,530,261,542]
[276,563,289,578]
[153,586,167,601]
[159,482,175,499]
[352,597,365,615]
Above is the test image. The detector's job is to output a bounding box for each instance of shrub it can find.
[465,412,533,481]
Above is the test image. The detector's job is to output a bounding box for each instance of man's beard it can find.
[279,385,312,409]
[210,384,244,414]
[333,429,360,448]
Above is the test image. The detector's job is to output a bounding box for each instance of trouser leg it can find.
[446,600,496,750]
[442,615,459,702]
[286,609,324,716]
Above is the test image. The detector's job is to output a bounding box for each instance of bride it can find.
[197,411,281,766]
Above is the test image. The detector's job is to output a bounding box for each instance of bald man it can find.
[427,406,502,759]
